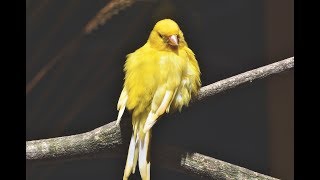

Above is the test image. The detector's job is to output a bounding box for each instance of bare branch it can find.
[26,0,142,94]
[84,0,138,34]
[27,121,279,180]
[26,121,127,161]
[195,57,294,101]
[27,57,293,179]
[164,147,280,180]
[26,36,82,95]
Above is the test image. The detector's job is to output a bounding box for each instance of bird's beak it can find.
[168,35,178,46]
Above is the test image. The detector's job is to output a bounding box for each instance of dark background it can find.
[26,0,293,179]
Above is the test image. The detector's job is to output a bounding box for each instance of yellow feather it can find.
[118,19,201,180]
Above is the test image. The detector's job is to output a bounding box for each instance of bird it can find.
[116,19,201,180]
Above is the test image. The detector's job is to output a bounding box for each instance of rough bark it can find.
[26,121,129,161]
[196,57,294,101]
[27,120,279,180]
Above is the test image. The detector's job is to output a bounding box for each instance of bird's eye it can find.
[158,33,163,39]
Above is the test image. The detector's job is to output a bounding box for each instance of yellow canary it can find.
[116,19,201,180]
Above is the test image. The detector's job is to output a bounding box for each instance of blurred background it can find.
[26,0,293,179]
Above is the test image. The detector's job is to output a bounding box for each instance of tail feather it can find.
[123,130,151,180]
[132,138,139,174]
[123,135,137,180]
[138,131,151,180]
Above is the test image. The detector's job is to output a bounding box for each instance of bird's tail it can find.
[123,113,151,180]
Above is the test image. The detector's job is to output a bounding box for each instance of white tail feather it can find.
[123,135,137,179]
[138,131,151,180]
[123,131,151,180]
[132,136,139,173]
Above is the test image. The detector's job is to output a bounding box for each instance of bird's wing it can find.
[143,88,177,133]
[116,88,128,124]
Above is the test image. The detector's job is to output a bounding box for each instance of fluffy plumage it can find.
[116,19,201,180]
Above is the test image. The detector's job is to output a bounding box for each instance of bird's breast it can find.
[124,50,186,111]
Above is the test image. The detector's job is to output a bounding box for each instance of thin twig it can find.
[26,57,293,179]
[26,36,82,95]
[84,0,138,34]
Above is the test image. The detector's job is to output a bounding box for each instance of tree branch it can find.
[165,147,280,180]
[26,121,279,180]
[27,57,293,179]
[195,57,294,101]
[84,0,158,34]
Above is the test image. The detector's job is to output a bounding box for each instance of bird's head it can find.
[148,19,187,50]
